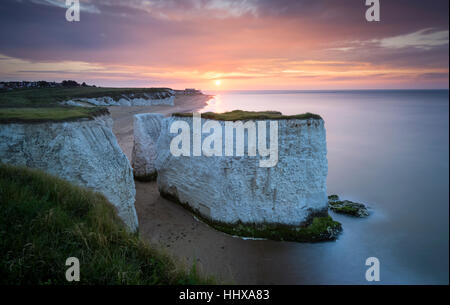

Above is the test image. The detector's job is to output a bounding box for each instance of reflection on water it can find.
[200,90,449,284]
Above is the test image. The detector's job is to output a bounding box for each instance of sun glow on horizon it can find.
[215,80,222,86]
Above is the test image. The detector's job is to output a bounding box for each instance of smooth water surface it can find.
[199,90,449,284]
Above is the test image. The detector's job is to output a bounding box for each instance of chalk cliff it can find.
[62,91,175,107]
[0,115,138,231]
[134,113,328,227]
[132,113,164,180]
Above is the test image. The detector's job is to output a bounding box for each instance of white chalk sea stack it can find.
[134,113,328,227]
[132,113,164,180]
[0,115,138,231]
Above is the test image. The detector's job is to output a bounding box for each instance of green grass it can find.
[0,164,211,285]
[160,191,341,242]
[0,87,172,107]
[0,107,108,123]
[0,86,172,122]
[173,110,322,121]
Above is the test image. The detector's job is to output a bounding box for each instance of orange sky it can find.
[0,0,448,89]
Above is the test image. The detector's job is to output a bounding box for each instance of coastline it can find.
[109,93,278,284]
[109,93,213,160]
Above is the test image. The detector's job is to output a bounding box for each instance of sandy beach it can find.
[108,94,212,161]
[109,91,450,285]
[109,94,271,284]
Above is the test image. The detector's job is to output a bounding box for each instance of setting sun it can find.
[215,80,221,86]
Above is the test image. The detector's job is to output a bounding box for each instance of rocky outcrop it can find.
[0,115,138,231]
[132,113,164,181]
[62,91,175,107]
[133,113,329,227]
[328,195,369,217]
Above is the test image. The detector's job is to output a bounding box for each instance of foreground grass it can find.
[0,164,210,284]
[0,107,108,123]
[173,110,322,121]
[0,87,172,107]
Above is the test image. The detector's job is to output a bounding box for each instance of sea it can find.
[199,90,449,284]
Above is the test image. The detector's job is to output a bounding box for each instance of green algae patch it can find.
[160,190,342,243]
[134,171,158,182]
[328,195,370,217]
[172,110,322,121]
[214,216,342,243]
[0,107,108,124]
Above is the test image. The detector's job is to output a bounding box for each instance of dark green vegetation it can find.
[328,194,339,201]
[0,164,210,284]
[134,171,158,182]
[328,195,370,217]
[0,86,172,123]
[0,107,108,123]
[173,110,322,121]
[161,191,342,242]
[0,87,172,107]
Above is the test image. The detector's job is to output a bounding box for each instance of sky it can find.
[0,0,448,90]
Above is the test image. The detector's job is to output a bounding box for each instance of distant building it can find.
[184,88,202,95]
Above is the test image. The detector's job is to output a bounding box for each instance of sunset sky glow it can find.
[0,0,448,90]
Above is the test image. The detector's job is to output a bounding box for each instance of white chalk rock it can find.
[154,116,328,226]
[62,93,175,107]
[0,115,138,231]
[132,113,164,178]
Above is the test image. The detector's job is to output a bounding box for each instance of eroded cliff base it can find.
[160,190,342,242]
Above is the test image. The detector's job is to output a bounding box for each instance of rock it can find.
[328,195,369,217]
[61,93,175,107]
[154,115,329,226]
[328,194,339,202]
[0,115,138,231]
[132,113,164,181]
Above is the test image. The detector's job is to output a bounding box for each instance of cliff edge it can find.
[0,113,138,231]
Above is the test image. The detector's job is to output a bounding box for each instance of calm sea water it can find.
[200,90,449,284]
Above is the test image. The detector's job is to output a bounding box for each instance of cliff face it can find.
[0,115,138,231]
[134,114,328,226]
[62,92,175,107]
[132,113,164,179]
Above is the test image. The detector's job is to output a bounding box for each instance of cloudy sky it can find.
[0,0,448,89]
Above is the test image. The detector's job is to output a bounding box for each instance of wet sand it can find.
[109,94,267,283]
[108,94,351,284]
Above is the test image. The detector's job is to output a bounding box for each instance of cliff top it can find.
[0,107,108,124]
[0,87,173,107]
[172,110,322,121]
[0,164,210,284]
[0,86,173,123]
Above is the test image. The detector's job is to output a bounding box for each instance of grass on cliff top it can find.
[0,87,172,107]
[0,107,108,123]
[172,110,322,121]
[0,164,209,285]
